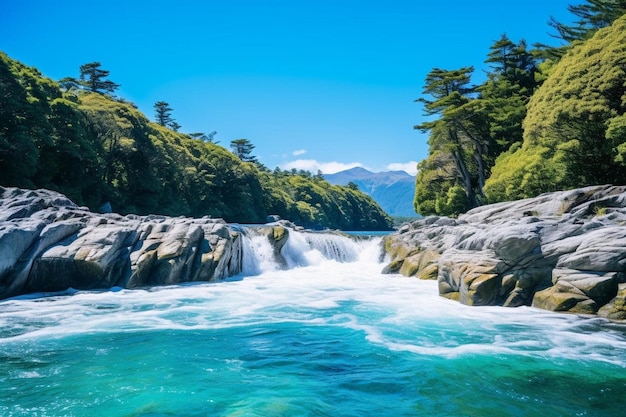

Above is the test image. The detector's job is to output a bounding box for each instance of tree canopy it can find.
[484,14,626,201]
[0,52,391,230]
[153,101,178,130]
[79,62,119,95]
[412,1,626,216]
[230,138,258,163]
[413,66,485,215]
[413,36,537,217]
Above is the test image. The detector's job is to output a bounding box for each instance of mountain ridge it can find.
[325,167,418,217]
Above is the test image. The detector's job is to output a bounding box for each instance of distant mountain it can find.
[325,167,418,217]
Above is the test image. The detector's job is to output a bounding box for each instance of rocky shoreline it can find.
[383,185,626,320]
[0,187,282,300]
[2,185,626,321]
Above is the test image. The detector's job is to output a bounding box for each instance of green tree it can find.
[485,35,536,93]
[478,34,538,152]
[0,53,42,187]
[534,0,626,61]
[413,36,540,214]
[413,150,466,216]
[230,138,258,163]
[550,0,626,42]
[485,15,626,201]
[154,101,174,127]
[0,53,109,205]
[79,62,119,95]
[414,67,489,214]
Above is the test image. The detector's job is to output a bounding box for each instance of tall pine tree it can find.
[230,138,258,163]
[79,62,119,95]
[414,67,490,214]
[154,101,174,127]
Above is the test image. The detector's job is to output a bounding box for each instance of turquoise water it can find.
[1,235,626,416]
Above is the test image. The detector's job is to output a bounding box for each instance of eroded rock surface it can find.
[384,185,626,319]
[0,187,245,299]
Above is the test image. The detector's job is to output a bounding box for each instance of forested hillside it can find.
[0,52,392,230]
[413,0,626,216]
[484,13,626,200]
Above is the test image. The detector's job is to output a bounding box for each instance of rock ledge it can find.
[0,187,245,299]
[383,185,626,320]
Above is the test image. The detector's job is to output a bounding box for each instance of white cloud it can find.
[280,159,364,174]
[292,149,307,156]
[386,161,419,176]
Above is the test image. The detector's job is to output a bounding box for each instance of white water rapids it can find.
[1,228,626,416]
[240,228,384,275]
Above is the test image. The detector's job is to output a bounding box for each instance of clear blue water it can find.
[1,234,626,416]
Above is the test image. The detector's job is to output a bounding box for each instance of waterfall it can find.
[282,231,358,267]
[240,232,279,276]
[238,226,384,275]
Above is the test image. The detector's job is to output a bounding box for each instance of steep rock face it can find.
[0,187,244,299]
[383,185,626,319]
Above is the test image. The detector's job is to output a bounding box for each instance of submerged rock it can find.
[0,187,243,299]
[383,185,626,319]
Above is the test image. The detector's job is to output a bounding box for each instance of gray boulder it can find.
[383,185,626,319]
[0,187,243,299]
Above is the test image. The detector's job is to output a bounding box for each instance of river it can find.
[1,230,625,416]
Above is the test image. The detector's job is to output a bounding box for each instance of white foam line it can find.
[2,261,626,369]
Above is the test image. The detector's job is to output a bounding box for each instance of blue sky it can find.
[1,0,573,174]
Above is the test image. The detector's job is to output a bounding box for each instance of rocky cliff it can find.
[0,187,250,299]
[383,185,626,320]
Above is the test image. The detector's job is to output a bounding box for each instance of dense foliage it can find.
[0,52,392,230]
[259,168,391,230]
[485,15,626,200]
[413,0,626,217]
[413,37,537,216]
